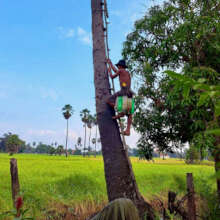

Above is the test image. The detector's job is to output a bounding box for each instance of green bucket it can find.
[116,96,135,114]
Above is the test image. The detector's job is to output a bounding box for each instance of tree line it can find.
[0,132,103,156]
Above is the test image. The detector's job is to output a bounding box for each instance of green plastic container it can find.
[116,96,135,114]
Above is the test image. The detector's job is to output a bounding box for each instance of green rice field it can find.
[0,154,216,219]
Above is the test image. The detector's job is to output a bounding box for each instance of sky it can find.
[0,0,163,149]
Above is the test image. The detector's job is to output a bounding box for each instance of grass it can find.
[0,154,216,219]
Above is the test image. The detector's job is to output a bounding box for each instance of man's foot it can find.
[112,112,125,120]
[121,130,130,136]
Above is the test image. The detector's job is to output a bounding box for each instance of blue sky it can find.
[0,0,163,149]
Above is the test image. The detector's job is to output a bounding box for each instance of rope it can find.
[102,0,127,150]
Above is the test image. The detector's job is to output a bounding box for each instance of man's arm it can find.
[107,59,118,74]
[107,66,119,79]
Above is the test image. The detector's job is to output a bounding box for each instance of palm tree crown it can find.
[62,104,73,157]
[62,104,74,119]
[80,108,90,123]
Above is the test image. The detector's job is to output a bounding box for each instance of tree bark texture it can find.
[10,158,20,207]
[187,173,196,220]
[91,0,154,218]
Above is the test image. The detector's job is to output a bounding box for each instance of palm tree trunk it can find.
[83,123,87,157]
[65,119,69,157]
[91,0,154,218]
[89,128,91,157]
[95,125,97,158]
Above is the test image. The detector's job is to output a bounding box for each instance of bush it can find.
[185,146,200,164]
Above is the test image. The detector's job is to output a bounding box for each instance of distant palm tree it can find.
[87,114,95,157]
[93,114,98,157]
[32,141,36,148]
[57,145,64,156]
[76,137,82,149]
[62,104,74,157]
[80,109,90,156]
[92,138,96,157]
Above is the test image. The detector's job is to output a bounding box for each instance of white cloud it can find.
[57,26,75,38]
[57,26,92,46]
[40,88,58,101]
[77,27,92,46]
[77,27,86,36]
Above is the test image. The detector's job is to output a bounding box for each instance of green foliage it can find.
[56,145,64,155]
[0,208,34,220]
[49,146,56,155]
[80,108,90,124]
[0,197,34,220]
[166,69,219,150]
[87,114,96,129]
[123,0,220,73]
[4,133,25,155]
[122,0,220,159]
[185,145,200,164]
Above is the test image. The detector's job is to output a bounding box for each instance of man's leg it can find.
[112,112,125,119]
[106,100,115,109]
[122,114,132,136]
[106,93,117,109]
[107,92,124,119]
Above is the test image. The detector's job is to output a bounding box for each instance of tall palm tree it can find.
[93,114,98,157]
[32,141,36,148]
[80,108,90,156]
[77,137,82,148]
[91,1,154,218]
[92,138,96,157]
[87,114,95,156]
[62,104,73,157]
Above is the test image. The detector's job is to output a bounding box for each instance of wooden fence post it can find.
[187,173,196,220]
[168,191,176,214]
[10,158,20,207]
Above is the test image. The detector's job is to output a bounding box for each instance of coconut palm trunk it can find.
[62,104,73,158]
[83,123,87,157]
[91,0,154,218]
[88,127,92,157]
[65,119,69,157]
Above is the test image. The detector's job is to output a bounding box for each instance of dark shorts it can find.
[108,87,134,103]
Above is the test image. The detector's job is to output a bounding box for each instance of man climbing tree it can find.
[106,59,134,136]
[91,0,154,219]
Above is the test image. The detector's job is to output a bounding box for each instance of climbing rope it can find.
[102,0,127,150]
